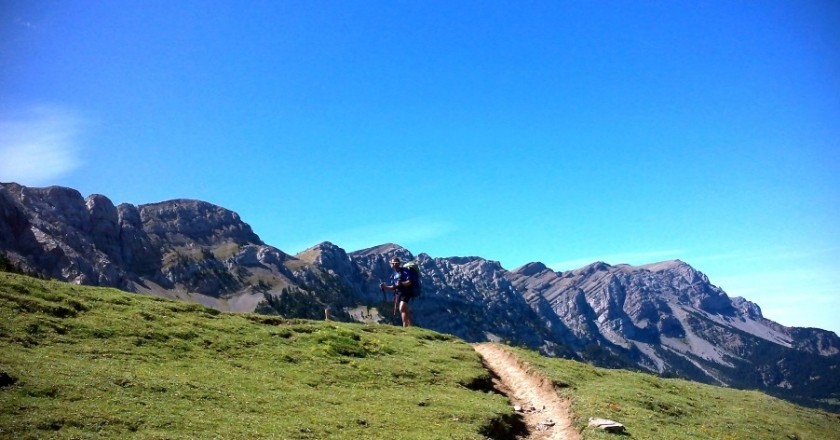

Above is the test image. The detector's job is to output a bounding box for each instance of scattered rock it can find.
[514,404,540,414]
[588,417,626,433]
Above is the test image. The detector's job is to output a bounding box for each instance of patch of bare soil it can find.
[474,343,580,440]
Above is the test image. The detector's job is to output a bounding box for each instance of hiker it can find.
[380,257,414,327]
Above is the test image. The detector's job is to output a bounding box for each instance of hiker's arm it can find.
[378,282,409,291]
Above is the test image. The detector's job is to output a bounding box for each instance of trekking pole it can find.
[379,279,385,303]
[380,279,395,317]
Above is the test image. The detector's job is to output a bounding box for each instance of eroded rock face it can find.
[1,183,104,282]
[86,194,122,266]
[0,185,36,254]
[509,259,840,407]
[117,203,161,276]
[139,199,262,247]
[0,183,275,295]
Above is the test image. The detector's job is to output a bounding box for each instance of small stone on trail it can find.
[514,404,540,414]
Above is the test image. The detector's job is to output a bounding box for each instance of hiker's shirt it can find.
[391,268,412,297]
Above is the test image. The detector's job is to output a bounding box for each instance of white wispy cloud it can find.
[0,106,87,185]
[289,217,457,254]
[548,249,686,271]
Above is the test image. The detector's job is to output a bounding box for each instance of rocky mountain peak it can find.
[578,261,612,275]
[350,243,406,257]
[641,259,710,284]
[731,296,764,319]
[513,262,550,277]
[640,259,687,271]
[445,256,493,266]
[297,241,350,266]
[16,184,91,231]
[139,199,262,247]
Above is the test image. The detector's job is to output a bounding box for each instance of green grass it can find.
[0,272,511,439]
[2,271,838,440]
[511,346,840,440]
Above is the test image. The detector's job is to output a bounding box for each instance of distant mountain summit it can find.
[1,182,838,410]
[509,260,839,398]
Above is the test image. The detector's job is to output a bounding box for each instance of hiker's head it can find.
[390,257,401,268]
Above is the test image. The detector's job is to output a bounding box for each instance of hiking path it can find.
[474,343,581,440]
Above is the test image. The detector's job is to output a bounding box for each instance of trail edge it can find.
[474,343,581,440]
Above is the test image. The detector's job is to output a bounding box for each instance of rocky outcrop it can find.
[0,182,289,299]
[139,199,262,247]
[0,183,119,285]
[1,182,837,410]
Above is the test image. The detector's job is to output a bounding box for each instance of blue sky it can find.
[1,1,838,334]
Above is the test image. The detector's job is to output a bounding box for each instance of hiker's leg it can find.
[399,301,412,327]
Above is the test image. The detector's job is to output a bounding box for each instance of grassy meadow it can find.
[1,271,838,439]
[0,272,512,439]
[513,347,840,440]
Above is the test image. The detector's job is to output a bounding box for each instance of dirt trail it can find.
[474,343,580,440]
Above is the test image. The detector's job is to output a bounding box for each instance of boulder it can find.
[588,417,625,433]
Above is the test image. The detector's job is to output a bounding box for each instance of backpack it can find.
[402,261,422,299]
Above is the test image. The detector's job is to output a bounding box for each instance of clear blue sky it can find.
[2,1,838,334]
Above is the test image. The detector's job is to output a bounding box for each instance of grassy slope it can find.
[0,272,510,439]
[1,271,838,440]
[512,347,840,440]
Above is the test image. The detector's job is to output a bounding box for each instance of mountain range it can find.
[1,182,838,410]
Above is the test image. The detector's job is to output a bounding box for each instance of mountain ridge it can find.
[1,181,838,409]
